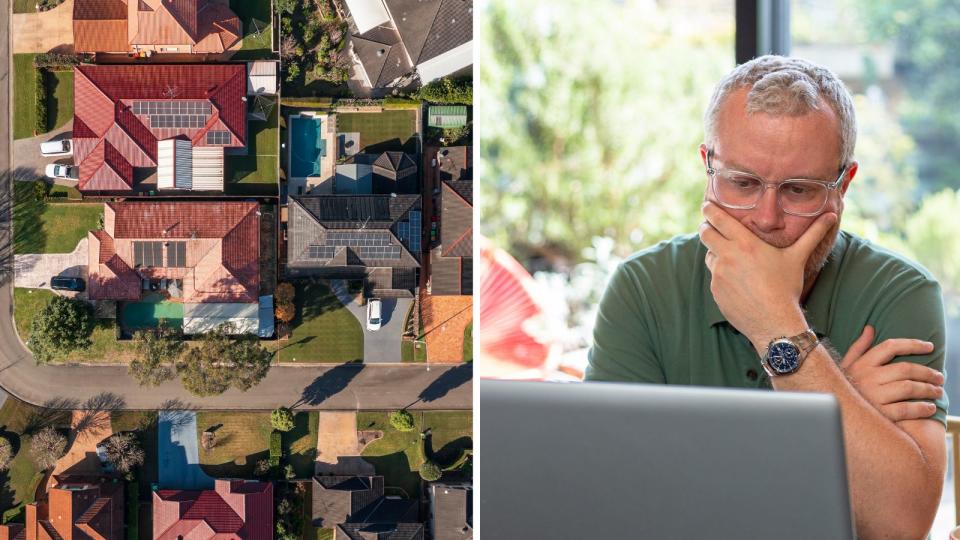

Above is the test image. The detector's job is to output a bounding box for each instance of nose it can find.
[749,185,785,233]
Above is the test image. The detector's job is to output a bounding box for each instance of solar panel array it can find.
[166,241,186,268]
[133,241,164,267]
[357,246,402,259]
[396,211,422,254]
[151,115,208,128]
[206,130,231,145]
[327,231,392,247]
[133,101,212,115]
[306,231,403,260]
[308,245,337,259]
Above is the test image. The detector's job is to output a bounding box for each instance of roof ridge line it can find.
[443,181,472,208]
[446,224,472,254]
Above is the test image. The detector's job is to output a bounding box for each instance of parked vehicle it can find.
[40,139,72,157]
[50,276,85,292]
[367,298,382,331]
[45,164,77,180]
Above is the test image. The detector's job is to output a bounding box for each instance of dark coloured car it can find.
[50,276,85,292]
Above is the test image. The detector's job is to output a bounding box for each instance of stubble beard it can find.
[755,220,840,286]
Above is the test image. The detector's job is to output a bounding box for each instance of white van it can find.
[366,298,382,331]
[40,139,72,157]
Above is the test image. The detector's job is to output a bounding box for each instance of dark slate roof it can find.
[337,522,425,540]
[312,476,384,529]
[437,146,472,188]
[430,250,471,296]
[440,181,472,258]
[416,0,473,64]
[373,151,418,194]
[431,484,472,539]
[354,497,419,524]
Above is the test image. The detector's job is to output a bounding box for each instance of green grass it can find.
[225,99,279,195]
[336,111,419,154]
[463,322,473,362]
[230,0,274,60]
[14,182,102,254]
[279,280,363,363]
[14,288,135,363]
[401,340,427,362]
[47,70,74,131]
[13,0,36,12]
[0,397,66,523]
[13,55,38,140]
[356,411,472,497]
[315,529,334,540]
[48,184,82,200]
[196,411,318,479]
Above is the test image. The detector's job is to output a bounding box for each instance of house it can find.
[429,483,473,540]
[287,195,422,297]
[430,146,472,296]
[311,475,423,540]
[73,64,247,193]
[372,151,418,194]
[87,201,260,313]
[73,0,241,54]
[0,475,124,540]
[343,0,473,90]
[153,479,272,539]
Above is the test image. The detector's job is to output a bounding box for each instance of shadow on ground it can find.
[295,364,364,407]
[418,363,472,403]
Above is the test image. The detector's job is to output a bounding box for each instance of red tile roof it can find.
[73,64,246,192]
[153,480,273,540]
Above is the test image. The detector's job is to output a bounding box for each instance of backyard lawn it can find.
[0,397,67,523]
[229,0,274,60]
[279,280,363,363]
[14,181,102,254]
[14,288,135,363]
[13,55,75,139]
[195,410,318,479]
[336,110,419,154]
[225,100,279,195]
[357,410,473,498]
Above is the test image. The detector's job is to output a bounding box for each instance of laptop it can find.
[479,380,856,539]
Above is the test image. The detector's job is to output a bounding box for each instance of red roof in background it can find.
[153,480,273,539]
[73,0,126,20]
[73,63,247,192]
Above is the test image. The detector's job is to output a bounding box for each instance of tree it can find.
[389,410,415,432]
[29,427,66,470]
[0,436,13,471]
[255,458,271,476]
[280,35,298,61]
[275,282,295,304]
[271,407,295,432]
[284,463,296,480]
[275,302,296,324]
[274,0,296,15]
[103,433,145,474]
[177,325,273,397]
[29,296,93,362]
[129,324,183,386]
[419,460,441,481]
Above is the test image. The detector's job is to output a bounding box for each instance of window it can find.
[133,241,164,267]
[206,131,232,145]
[166,241,186,267]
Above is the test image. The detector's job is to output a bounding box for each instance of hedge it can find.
[383,96,421,110]
[269,430,282,458]
[35,69,47,134]
[125,480,139,540]
[33,53,82,70]
[414,77,472,105]
[280,96,335,108]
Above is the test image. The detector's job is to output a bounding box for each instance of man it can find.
[586,55,948,539]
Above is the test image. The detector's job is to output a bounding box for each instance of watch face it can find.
[767,341,800,374]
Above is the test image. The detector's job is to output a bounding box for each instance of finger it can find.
[876,362,945,385]
[840,325,874,370]
[880,401,938,423]
[788,211,837,260]
[704,250,717,273]
[862,339,935,367]
[701,201,749,241]
[698,221,724,252]
[876,380,944,405]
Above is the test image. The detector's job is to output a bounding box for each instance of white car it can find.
[366,298,382,331]
[40,139,72,157]
[45,163,77,180]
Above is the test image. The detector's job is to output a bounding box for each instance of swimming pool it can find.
[121,298,184,330]
[289,115,327,178]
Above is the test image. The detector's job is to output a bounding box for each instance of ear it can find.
[699,143,709,167]
[840,160,858,196]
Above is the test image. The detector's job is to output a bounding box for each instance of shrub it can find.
[275,282,295,304]
[275,302,295,324]
[419,460,442,482]
[35,69,48,133]
[271,407,295,432]
[33,180,50,201]
[285,62,301,83]
[389,410,415,432]
[29,426,67,470]
[254,458,271,476]
[414,77,472,105]
[104,433,145,474]
[284,463,296,480]
[33,53,81,70]
[0,436,13,471]
[29,296,94,363]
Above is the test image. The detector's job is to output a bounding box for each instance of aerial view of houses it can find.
[0,0,473,538]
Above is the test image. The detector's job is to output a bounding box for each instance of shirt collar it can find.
[702,230,849,336]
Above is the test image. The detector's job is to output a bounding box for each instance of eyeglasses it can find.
[705,149,847,217]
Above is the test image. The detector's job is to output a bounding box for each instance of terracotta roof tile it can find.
[74,0,126,20]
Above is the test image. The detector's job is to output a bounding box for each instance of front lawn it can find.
[13,0,36,13]
[14,288,135,363]
[357,411,473,498]
[14,181,102,254]
[47,70,74,131]
[225,99,279,195]
[463,323,473,362]
[279,280,363,363]
[229,0,274,60]
[0,397,66,523]
[196,411,319,479]
[336,111,419,155]
[13,54,38,140]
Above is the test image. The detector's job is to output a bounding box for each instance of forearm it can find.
[770,345,941,539]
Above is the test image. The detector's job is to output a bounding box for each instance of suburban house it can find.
[429,483,473,540]
[153,479,273,539]
[286,195,422,297]
[332,151,419,196]
[0,475,124,540]
[342,0,473,90]
[73,0,241,54]
[429,146,472,296]
[88,201,264,334]
[73,64,247,193]
[311,475,424,540]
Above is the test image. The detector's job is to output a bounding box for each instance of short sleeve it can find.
[585,261,665,383]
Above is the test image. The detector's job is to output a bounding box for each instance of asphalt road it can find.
[0,0,472,412]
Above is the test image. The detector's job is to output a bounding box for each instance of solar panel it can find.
[408,211,421,253]
[308,245,337,259]
[325,231,391,247]
[357,246,402,259]
[206,131,231,145]
[166,241,186,267]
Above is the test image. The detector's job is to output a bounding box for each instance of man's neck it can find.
[800,270,821,305]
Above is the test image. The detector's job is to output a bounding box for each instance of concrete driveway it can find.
[315,411,375,476]
[158,410,215,490]
[14,237,87,292]
[12,122,73,180]
[12,0,73,54]
[330,280,412,363]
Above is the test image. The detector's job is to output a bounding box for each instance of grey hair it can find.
[703,55,857,168]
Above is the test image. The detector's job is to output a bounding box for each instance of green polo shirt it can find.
[586,230,949,427]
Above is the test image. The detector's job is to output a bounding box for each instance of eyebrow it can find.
[714,153,834,182]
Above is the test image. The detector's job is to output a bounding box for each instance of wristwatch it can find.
[760,330,820,377]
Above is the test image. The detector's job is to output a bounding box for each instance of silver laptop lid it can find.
[479,380,855,539]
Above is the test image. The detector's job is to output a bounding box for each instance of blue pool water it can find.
[290,115,326,177]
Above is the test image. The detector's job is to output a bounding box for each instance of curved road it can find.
[0,0,471,411]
